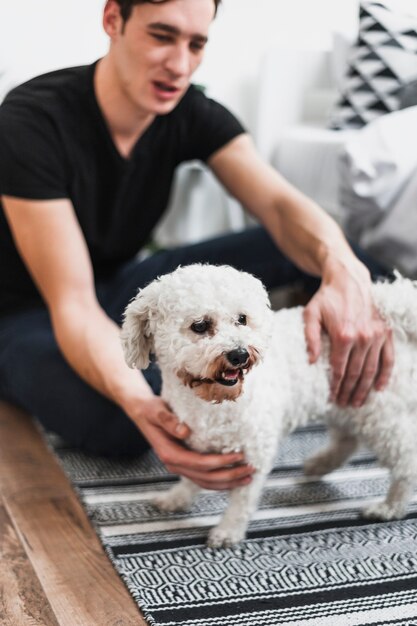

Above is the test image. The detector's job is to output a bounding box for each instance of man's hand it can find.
[130,397,255,490]
[303,260,394,407]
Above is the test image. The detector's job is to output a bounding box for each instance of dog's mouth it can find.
[177,347,260,402]
[190,363,250,388]
[214,367,248,386]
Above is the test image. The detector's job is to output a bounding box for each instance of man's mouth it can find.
[153,81,181,95]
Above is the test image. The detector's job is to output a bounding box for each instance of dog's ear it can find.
[120,280,161,370]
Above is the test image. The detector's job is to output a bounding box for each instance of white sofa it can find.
[254,38,417,278]
[153,161,249,248]
[254,38,355,222]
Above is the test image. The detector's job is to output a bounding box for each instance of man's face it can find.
[105,0,215,116]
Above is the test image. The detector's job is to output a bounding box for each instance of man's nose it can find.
[165,44,192,77]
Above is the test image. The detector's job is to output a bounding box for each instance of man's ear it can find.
[102,0,123,39]
[120,280,161,370]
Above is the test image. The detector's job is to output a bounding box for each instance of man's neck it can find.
[94,56,155,159]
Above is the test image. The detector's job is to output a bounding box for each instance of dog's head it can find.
[121,264,273,402]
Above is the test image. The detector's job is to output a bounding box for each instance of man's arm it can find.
[2,196,254,489]
[208,134,394,406]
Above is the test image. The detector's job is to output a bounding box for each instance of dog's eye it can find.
[191,320,210,334]
[238,314,247,326]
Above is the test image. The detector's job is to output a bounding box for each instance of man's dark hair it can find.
[115,0,221,23]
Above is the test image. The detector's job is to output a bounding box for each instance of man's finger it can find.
[176,451,247,472]
[166,461,255,486]
[375,333,394,391]
[172,463,256,490]
[303,305,322,363]
[159,411,190,439]
[155,436,245,471]
[349,342,383,407]
[329,340,352,402]
[189,476,253,491]
[335,344,367,406]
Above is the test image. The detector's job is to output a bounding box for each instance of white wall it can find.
[195,0,359,131]
[1,0,360,128]
[0,0,107,84]
[3,0,417,129]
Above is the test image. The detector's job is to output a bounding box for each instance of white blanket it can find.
[339,105,417,276]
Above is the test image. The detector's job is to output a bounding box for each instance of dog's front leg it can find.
[153,477,201,512]
[207,472,267,548]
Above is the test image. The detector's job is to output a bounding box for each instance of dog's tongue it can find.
[223,370,239,380]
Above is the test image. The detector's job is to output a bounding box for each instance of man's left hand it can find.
[303,261,394,407]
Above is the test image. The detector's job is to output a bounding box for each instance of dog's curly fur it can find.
[121,264,417,547]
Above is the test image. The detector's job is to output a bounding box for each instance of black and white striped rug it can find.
[48,425,417,626]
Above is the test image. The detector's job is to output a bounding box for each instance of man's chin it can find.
[149,90,187,114]
[153,100,180,114]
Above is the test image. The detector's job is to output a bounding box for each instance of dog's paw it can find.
[207,525,245,548]
[362,501,406,521]
[152,492,192,513]
[303,453,334,477]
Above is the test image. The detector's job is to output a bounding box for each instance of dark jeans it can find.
[0,227,389,457]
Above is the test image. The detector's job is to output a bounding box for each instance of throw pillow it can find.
[398,78,417,108]
[328,0,417,130]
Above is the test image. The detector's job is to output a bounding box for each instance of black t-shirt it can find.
[0,62,244,315]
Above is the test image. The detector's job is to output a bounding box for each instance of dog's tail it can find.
[372,273,417,340]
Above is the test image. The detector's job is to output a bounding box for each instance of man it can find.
[0,0,393,491]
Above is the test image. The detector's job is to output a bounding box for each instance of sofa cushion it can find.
[328,1,417,130]
[272,125,355,219]
[339,105,417,275]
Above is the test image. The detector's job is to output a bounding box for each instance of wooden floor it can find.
[0,401,147,625]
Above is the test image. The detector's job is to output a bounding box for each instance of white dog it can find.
[121,264,417,547]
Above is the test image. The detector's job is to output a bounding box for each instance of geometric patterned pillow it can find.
[398,78,417,108]
[329,0,417,129]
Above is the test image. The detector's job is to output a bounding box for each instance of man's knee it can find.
[75,401,149,458]
[0,327,147,457]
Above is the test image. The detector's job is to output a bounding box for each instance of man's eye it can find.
[152,34,172,43]
[190,41,205,52]
[238,314,247,325]
[191,320,210,334]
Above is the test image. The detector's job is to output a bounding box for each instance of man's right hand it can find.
[131,397,255,490]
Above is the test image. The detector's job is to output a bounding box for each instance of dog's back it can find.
[372,276,417,341]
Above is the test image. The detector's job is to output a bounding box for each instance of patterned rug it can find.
[47,425,417,626]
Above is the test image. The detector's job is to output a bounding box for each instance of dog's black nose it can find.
[226,348,249,367]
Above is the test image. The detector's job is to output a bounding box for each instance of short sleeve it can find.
[177,86,246,163]
[0,96,67,200]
